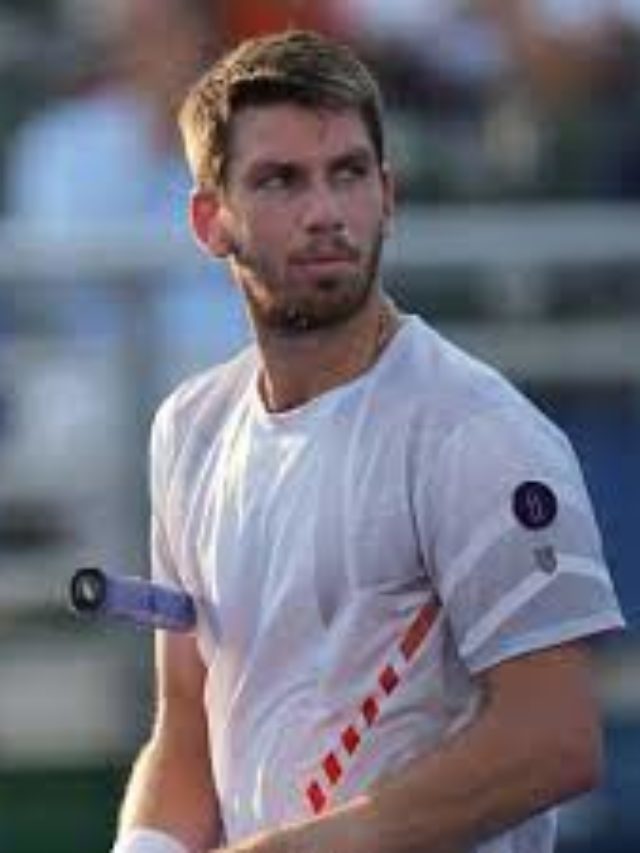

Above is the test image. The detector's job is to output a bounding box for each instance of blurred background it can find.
[0,1,638,850]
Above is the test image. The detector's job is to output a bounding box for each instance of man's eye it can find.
[257,170,295,191]
[334,163,368,183]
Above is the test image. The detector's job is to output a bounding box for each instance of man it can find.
[112,30,624,853]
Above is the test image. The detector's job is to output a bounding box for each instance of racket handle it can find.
[69,567,196,632]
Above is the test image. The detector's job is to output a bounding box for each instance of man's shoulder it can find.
[153,345,257,443]
[395,317,560,445]
[397,317,525,413]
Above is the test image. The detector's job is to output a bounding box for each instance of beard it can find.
[231,224,385,335]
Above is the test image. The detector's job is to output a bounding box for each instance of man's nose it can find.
[300,181,345,232]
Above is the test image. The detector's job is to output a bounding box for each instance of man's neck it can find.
[256,295,400,413]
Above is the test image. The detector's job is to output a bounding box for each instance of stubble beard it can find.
[236,226,385,336]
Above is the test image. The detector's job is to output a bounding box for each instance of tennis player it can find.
[111,30,625,853]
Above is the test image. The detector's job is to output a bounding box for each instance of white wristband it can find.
[111,827,189,853]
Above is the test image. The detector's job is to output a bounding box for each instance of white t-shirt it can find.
[150,315,624,850]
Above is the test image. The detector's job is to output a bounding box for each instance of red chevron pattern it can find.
[305,599,440,815]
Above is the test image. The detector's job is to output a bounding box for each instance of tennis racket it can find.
[68,567,196,632]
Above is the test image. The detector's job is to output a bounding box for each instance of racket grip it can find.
[69,567,197,632]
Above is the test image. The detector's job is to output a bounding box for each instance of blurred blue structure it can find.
[547,393,640,852]
[2,0,249,393]
[550,395,640,625]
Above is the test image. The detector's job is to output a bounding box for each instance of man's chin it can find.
[265,286,374,335]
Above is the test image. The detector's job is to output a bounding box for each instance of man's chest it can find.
[181,414,427,655]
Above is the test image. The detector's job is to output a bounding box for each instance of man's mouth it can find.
[292,247,359,265]
[297,255,353,264]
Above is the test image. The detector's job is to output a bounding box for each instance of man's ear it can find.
[189,190,234,257]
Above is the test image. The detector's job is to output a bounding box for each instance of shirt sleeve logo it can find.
[512,480,558,530]
[533,545,558,574]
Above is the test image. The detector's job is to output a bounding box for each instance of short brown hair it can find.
[178,29,386,190]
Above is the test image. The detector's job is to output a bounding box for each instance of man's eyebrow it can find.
[245,159,301,179]
[330,146,375,168]
[243,145,376,182]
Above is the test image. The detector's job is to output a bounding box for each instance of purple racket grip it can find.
[69,567,196,632]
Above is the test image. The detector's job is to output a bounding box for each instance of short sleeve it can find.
[418,404,625,674]
[149,396,183,590]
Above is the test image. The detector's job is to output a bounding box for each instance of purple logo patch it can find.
[512,481,558,530]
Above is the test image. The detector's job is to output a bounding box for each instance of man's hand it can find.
[208,794,372,853]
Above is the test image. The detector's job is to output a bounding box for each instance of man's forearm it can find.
[249,708,595,853]
[218,645,601,853]
[118,731,220,853]
[359,703,596,851]
[358,647,601,853]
